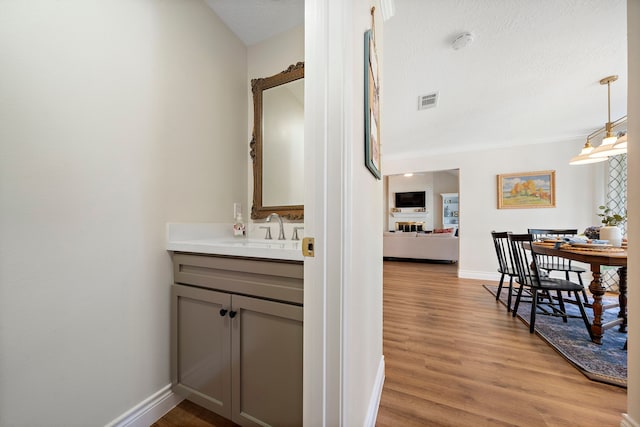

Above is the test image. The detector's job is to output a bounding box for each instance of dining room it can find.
[489,228,628,385]
[380,3,638,423]
[381,148,635,424]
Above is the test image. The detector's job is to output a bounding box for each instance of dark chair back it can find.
[527,229,579,240]
[491,231,520,309]
[508,233,542,288]
[508,232,591,336]
[527,228,581,273]
[491,231,512,274]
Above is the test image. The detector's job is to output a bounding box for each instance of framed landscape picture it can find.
[497,170,556,209]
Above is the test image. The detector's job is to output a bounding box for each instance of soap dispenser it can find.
[233,204,246,237]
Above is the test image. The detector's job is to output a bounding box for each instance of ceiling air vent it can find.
[418,92,438,110]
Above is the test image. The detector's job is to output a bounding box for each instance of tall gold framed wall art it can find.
[364,7,381,179]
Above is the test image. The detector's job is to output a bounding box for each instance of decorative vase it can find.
[599,225,622,247]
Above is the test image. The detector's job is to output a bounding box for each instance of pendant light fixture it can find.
[569,140,608,165]
[570,75,628,165]
[587,75,627,158]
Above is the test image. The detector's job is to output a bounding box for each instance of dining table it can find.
[531,242,627,345]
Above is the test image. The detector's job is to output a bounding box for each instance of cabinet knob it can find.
[229,311,237,318]
[219,308,228,317]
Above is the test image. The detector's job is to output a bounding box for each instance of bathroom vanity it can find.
[168,227,303,427]
[166,57,306,426]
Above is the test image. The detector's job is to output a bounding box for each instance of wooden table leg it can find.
[618,266,628,333]
[588,265,605,344]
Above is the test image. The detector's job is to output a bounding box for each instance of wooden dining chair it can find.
[508,233,592,338]
[490,231,519,312]
[527,228,589,302]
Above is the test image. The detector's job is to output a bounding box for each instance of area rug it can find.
[483,284,627,388]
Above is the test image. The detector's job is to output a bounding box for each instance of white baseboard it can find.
[458,269,501,281]
[622,413,640,427]
[364,356,385,427]
[105,384,183,427]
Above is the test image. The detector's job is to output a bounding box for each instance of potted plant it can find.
[597,205,626,246]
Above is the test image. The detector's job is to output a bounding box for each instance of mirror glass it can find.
[263,79,304,206]
[251,62,304,220]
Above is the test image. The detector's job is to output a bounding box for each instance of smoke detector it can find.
[452,32,474,50]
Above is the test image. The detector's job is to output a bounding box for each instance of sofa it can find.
[383,231,459,262]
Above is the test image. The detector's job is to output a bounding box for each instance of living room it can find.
[383,170,460,263]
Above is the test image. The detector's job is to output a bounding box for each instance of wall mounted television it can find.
[395,191,426,208]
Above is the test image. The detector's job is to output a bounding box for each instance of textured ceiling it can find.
[205,0,304,46]
[383,0,628,159]
[206,0,628,160]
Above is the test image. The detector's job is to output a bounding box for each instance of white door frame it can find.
[303,0,351,425]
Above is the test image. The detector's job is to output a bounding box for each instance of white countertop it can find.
[166,223,304,262]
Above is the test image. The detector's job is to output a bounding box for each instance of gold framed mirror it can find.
[250,62,304,220]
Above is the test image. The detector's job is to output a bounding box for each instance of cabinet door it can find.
[231,295,303,427]
[171,284,232,418]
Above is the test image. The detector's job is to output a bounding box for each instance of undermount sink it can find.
[166,224,304,261]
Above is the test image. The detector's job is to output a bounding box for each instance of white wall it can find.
[305,0,386,424]
[343,1,385,425]
[0,1,247,425]
[384,139,602,279]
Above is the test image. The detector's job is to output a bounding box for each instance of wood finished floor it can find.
[376,261,626,427]
[152,261,627,427]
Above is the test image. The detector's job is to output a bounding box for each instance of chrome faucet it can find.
[292,226,304,241]
[266,213,286,240]
[259,225,272,240]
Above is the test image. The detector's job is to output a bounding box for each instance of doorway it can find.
[383,169,460,270]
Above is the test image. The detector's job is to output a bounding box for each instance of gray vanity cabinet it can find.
[230,294,303,426]
[170,253,303,427]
